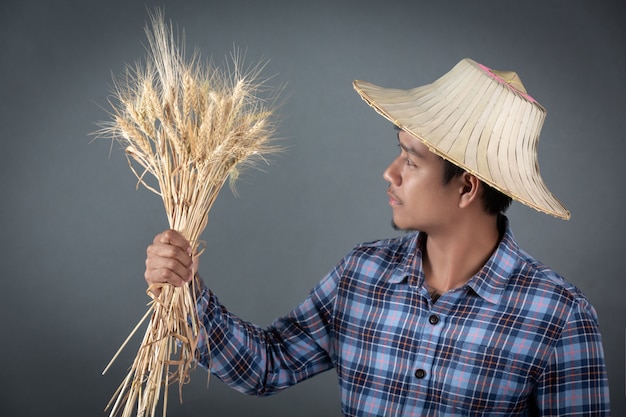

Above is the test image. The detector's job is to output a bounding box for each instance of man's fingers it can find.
[154,229,192,254]
[145,229,194,289]
[146,253,188,276]
[147,242,192,269]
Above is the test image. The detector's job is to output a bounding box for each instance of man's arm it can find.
[144,229,339,396]
[533,299,610,415]
[193,273,338,396]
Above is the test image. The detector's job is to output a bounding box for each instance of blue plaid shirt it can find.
[195,218,610,415]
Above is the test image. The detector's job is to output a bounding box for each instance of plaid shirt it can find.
[195,218,610,416]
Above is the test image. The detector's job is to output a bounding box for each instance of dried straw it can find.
[96,9,281,417]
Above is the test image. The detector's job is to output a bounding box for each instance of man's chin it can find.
[391,220,416,233]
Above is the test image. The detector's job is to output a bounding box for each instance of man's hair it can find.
[442,159,512,215]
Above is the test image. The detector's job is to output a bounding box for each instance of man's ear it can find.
[458,173,481,208]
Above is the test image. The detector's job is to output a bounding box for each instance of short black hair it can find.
[441,159,512,215]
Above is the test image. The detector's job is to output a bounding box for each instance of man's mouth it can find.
[387,189,401,206]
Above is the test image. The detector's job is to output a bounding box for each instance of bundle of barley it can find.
[97,10,281,417]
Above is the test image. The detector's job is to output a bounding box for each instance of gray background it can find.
[1,0,624,416]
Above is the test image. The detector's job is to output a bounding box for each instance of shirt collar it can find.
[387,231,424,286]
[387,216,521,304]
[465,216,520,304]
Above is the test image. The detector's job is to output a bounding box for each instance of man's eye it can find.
[397,144,416,167]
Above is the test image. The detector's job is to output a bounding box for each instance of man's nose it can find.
[383,156,402,185]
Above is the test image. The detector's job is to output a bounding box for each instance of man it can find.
[144,59,610,415]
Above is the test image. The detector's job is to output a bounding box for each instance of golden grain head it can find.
[99,11,281,192]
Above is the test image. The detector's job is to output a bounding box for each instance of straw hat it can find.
[353,58,570,220]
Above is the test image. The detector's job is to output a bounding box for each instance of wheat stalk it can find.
[96,9,281,417]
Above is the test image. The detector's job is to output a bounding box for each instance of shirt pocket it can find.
[437,341,528,414]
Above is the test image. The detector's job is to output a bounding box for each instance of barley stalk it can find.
[96,9,281,417]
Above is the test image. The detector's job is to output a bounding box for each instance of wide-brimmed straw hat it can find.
[353,58,570,220]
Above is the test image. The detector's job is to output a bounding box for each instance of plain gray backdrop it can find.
[1,0,624,415]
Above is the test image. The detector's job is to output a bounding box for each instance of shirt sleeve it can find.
[192,268,341,397]
[533,298,611,415]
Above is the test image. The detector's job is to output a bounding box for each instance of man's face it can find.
[384,130,461,232]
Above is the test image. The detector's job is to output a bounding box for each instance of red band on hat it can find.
[478,63,537,103]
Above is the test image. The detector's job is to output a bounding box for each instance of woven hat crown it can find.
[353,58,570,219]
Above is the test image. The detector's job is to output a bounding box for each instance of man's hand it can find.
[145,229,195,296]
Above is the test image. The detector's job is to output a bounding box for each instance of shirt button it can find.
[414,369,426,379]
[428,314,439,325]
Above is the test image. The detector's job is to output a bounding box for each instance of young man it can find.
[144,59,610,415]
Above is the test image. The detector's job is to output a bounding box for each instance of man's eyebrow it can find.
[398,142,426,159]
[395,128,426,159]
